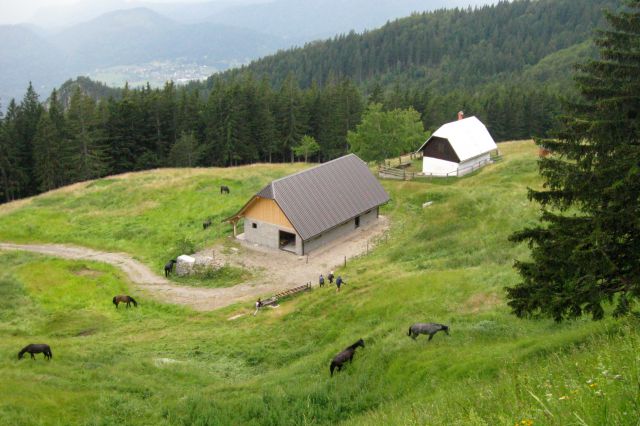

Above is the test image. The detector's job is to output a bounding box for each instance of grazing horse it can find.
[113,295,138,308]
[203,218,212,229]
[407,323,450,341]
[164,259,177,277]
[220,185,230,194]
[18,344,52,360]
[330,338,365,376]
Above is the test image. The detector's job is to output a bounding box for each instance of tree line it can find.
[0,73,565,203]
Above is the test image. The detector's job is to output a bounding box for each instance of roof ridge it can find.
[269,154,360,187]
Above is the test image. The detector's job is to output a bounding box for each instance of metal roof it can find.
[417,116,497,162]
[243,154,389,241]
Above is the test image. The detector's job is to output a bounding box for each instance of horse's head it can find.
[442,325,450,335]
[357,338,365,348]
[18,351,24,359]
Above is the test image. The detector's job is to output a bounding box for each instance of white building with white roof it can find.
[416,114,498,177]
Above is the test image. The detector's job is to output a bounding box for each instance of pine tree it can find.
[16,83,43,195]
[276,74,308,162]
[168,131,203,167]
[508,1,640,321]
[67,87,108,181]
[33,113,63,192]
[0,100,27,200]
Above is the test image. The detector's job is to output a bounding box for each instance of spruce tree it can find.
[67,87,108,181]
[508,1,640,321]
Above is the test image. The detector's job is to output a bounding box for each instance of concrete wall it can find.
[243,218,298,251]
[303,207,378,254]
[244,207,380,256]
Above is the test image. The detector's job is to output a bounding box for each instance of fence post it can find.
[344,256,347,267]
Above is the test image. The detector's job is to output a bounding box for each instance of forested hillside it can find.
[0,0,620,203]
[222,0,613,91]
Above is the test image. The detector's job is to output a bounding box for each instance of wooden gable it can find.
[243,197,295,229]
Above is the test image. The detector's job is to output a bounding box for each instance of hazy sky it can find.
[0,0,234,24]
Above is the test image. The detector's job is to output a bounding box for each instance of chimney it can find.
[457,111,464,121]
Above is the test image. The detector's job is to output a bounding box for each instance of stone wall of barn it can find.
[243,218,298,251]
[303,208,378,254]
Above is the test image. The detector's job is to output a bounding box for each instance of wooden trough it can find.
[260,282,312,307]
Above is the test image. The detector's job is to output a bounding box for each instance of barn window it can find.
[252,223,257,229]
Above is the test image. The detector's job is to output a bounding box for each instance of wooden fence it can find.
[379,154,502,181]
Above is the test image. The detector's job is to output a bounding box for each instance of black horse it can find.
[330,338,365,376]
[220,185,230,194]
[113,295,138,308]
[18,344,52,360]
[203,218,212,229]
[164,259,177,277]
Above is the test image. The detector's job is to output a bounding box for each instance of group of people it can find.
[319,271,344,292]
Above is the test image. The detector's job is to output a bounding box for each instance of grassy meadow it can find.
[0,164,307,272]
[0,141,638,425]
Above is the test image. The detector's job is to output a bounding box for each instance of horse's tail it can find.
[112,296,117,305]
[407,326,412,336]
[129,296,138,307]
[330,362,336,376]
[48,348,52,358]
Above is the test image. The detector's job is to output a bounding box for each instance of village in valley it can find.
[0,0,638,424]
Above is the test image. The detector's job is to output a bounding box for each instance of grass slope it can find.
[0,141,638,425]
[0,164,307,275]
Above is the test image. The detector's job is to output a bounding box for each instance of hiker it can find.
[319,274,325,287]
[336,276,343,292]
[253,298,263,316]
[328,271,335,284]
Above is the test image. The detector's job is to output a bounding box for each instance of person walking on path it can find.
[253,298,263,316]
[319,274,325,287]
[328,271,335,285]
[336,276,343,292]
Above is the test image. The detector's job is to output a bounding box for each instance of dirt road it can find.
[0,217,388,311]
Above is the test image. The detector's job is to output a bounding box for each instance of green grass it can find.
[172,265,253,288]
[0,165,307,274]
[0,141,638,425]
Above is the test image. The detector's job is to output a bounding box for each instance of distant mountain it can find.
[0,7,285,104]
[28,0,268,28]
[0,25,70,104]
[0,0,498,104]
[53,8,285,69]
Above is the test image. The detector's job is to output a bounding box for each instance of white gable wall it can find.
[422,152,492,177]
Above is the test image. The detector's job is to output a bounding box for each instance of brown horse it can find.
[18,344,52,360]
[113,295,138,308]
[330,338,364,376]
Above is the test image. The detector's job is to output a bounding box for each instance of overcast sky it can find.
[0,0,228,24]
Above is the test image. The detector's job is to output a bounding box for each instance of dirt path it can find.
[0,217,388,311]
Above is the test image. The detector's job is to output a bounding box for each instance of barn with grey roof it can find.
[226,154,389,255]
